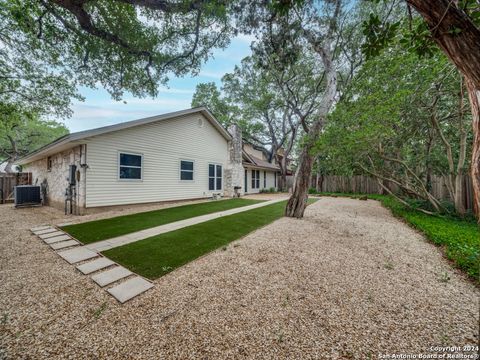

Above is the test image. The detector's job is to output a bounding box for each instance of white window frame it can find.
[180,159,195,181]
[208,163,223,191]
[118,151,143,181]
[252,169,260,189]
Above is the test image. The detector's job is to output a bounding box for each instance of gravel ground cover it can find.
[0,196,478,359]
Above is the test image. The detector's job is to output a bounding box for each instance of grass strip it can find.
[103,199,317,279]
[62,198,263,244]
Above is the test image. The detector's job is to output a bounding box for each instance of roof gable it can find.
[18,107,231,164]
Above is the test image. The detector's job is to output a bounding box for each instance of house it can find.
[17,107,280,214]
[242,143,279,194]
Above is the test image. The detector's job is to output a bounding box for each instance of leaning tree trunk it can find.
[285,121,323,217]
[406,0,480,219]
[285,38,337,217]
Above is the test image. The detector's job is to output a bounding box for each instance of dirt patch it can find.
[0,197,477,359]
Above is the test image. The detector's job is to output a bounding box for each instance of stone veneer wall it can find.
[225,124,245,197]
[24,145,87,213]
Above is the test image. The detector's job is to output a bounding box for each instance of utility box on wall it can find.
[68,165,77,186]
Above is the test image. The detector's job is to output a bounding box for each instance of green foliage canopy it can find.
[0,103,68,169]
[1,0,233,100]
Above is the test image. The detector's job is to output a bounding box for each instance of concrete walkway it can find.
[30,225,154,303]
[86,197,287,252]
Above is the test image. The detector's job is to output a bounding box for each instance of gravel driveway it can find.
[0,197,478,359]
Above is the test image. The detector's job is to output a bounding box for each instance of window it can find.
[119,152,142,180]
[244,169,248,192]
[274,172,277,188]
[180,160,194,180]
[251,170,260,189]
[209,164,222,191]
[47,156,52,172]
[264,171,266,188]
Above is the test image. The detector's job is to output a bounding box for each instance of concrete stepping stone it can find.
[50,240,78,250]
[76,258,115,275]
[58,247,98,264]
[107,277,153,303]
[91,266,132,287]
[34,228,59,235]
[43,234,72,244]
[39,231,64,240]
[31,225,52,232]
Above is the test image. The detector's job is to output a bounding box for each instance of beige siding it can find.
[265,171,276,189]
[244,167,278,194]
[84,114,229,207]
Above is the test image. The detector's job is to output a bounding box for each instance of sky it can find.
[65,34,255,133]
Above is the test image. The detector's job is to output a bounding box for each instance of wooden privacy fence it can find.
[311,174,474,211]
[0,173,32,204]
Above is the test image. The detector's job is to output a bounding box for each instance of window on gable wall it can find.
[180,160,194,180]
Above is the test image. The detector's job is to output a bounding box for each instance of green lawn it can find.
[312,192,480,282]
[62,198,263,244]
[103,199,317,279]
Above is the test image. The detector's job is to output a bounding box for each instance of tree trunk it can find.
[465,79,480,217]
[454,174,466,215]
[454,76,468,216]
[281,173,287,192]
[4,158,15,173]
[285,123,322,217]
[406,0,480,219]
[275,154,288,192]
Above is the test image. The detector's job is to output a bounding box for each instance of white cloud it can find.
[197,70,226,79]
[116,97,191,107]
[156,87,194,95]
[67,103,190,132]
[235,33,257,44]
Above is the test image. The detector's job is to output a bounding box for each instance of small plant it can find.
[161,265,173,273]
[276,330,284,343]
[440,333,451,345]
[93,302,107,319]
[308,187,318,194]
[439,271,451,283]
[384,261,394,270]
[1,313,8,325]
[260,187,278,193]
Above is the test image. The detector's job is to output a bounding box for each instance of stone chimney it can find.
[225,124,244,197]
